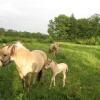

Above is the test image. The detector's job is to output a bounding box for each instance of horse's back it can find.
[32,50,47,61]
[57,63,68,71]
[31,50,47,69]
[31,51,44,63]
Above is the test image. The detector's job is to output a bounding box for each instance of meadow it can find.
[0,36,100,100]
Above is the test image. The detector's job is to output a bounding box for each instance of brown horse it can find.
[0,42,47,91]
[49,42,59,56]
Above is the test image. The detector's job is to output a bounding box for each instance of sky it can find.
[0,0,100,34]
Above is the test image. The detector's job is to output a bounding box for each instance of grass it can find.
[0,38,100,100]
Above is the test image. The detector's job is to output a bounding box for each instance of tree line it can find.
[0,14,100,45]
[48,14,100,44]
[0,28,48,43]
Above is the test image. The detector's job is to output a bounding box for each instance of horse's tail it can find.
[37,69,43,82]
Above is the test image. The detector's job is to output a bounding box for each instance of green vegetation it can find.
[0,35,100,100]
[0,13,100,99]
[48,14,100,45]
[0,13,100,45]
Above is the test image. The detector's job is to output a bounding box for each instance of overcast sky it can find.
[0,0,100,34]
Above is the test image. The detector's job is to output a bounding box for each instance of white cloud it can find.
[0,2,21,16]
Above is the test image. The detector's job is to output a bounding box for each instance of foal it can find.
[45,60,68,88]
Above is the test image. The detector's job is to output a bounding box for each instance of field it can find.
[0,38,100,100]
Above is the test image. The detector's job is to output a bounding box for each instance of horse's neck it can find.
[11,47,30,63]
[16,47,30,55]
[50,61,57,71]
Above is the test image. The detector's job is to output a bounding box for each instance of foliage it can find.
[48,14,100,43]
[0,13,100,45]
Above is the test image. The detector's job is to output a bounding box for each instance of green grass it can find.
[0,39,100,100]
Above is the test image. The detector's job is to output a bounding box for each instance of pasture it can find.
[0,38,100,100]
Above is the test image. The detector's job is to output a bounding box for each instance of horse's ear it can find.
[10,45,16,56]
[45,59,52,64]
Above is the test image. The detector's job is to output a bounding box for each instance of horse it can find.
[49,42,59,56]
[32,50,47,62]
[45,60,68,88]
[0,42,47,91]
[31,50,47,83]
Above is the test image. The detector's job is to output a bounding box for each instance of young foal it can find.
[1,42,47,91]
[45,60,68,88]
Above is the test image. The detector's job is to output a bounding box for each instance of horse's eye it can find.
[4,54,7,57]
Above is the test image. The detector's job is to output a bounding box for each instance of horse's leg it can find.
[32,63,42,83]
[15,70,25,92]
[33,72,38,84]
[27,72,33,92]
[23,72,33,92]
[16,66,26,90]
[53,75,56,87]
[50,74,56,88]
[37,69,43,82]
[21,77,28,93]
[50,76,53,88]
[22,78,25,89]
[63,71,66,87]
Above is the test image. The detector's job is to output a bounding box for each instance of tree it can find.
[0,28,5,35]
[48,14,70,40]
[68,14,78,39]
[88,14,100,37]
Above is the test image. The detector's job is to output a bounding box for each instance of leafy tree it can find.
[88,14,100,37]
[48,13,100,41]
[48,14,70,40]
[68,14,78,39]
[0,28,5,34]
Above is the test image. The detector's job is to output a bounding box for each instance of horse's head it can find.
[1,44,14,56]
[0,42,23,67]
[0,44,13,67]
[44,59,52,69]
[1,41,23,55]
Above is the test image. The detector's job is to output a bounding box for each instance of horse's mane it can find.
[15,41,24,48]
[0,41,22,49]
[51,60,57,66]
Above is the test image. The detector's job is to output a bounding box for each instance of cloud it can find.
[0,2,21,16]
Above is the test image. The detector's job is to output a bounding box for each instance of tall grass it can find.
[0,37,100,100]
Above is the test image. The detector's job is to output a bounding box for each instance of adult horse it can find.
[0,42,47,91]
[49,42,59,56]
[31,50,47,83]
